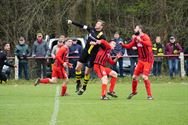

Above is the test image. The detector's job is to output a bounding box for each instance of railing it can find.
[7,53,188,80]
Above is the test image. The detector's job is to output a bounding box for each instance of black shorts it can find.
[78,51,96,68]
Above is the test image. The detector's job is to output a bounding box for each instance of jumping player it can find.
[93,39,121,100]
[67,19,106,95]
[34,38,73,96]
[120,25,154,100]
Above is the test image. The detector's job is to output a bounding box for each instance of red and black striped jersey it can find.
[121,33,154,63]
[94,40,116,66]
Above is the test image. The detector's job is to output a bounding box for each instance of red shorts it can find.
[94,64,112,79]
[51,64,68,79]
[134,60,153,76]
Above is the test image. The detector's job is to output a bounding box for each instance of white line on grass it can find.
[50,86,60,125]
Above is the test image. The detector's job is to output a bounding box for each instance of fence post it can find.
[179,52,185,78]
[15,56,19,80]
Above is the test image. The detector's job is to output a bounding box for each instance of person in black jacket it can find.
[68,19,106,95]
[0,44,15,83]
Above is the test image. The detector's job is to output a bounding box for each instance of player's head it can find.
[134,25,144,36]
[170,36,176,43]
[109,40,116,50]
[64,38,73,47]
[155,36,161,43]
[95,20,105,31]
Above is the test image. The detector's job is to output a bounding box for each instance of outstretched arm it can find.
[67,20,92,32]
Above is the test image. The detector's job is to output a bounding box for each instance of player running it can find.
[34,38,73,96]
[93,39,121,100]
[67,19,106,95]
[120,25,154,100]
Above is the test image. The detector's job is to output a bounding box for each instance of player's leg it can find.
[100,76,110,100]
[93,64,109,100]
[75,61,83,92]
[107,69,118,98]
[77,66,91,95]
[142,62,153,100]
[127,61,143,99]
[61,69,69,96]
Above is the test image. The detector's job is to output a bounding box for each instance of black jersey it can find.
[72,21,106,55]
[71,21,106,67]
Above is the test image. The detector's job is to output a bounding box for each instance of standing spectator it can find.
[32,33,48,78]
[68,38,82,78]
[126,37,138,76]
[152,36,164,77]
[165,36,183,79]
[184,44,188,76]
[14,37,30,80]
[51,38,64,59]
[2,43,13,79]
[111,32,125,77]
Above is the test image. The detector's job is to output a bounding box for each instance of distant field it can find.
[0,77,188,125]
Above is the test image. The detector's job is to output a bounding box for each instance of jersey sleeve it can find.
[121,39,135,49]
[108,57,116,65]
[72,21,92,32]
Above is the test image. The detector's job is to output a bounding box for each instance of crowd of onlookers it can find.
[1,32,188,81]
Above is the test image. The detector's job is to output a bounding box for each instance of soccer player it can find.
[67,19,106,95]
[120,25,154,100]
[34,38,73,96]
[93,39,121,100]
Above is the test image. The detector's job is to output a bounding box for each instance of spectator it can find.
[14,37,30,80]
[32,33,48,78]
[184,44,188,76]
[0,44,15,82]
[2,43,13,79]
[68,38,82,78]
[51,38,64,59]
[152,36,164,77]
[165,36,183,79]
[111,32,125,77]
[126,37,138,76]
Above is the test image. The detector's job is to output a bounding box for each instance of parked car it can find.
[46,37,86,77]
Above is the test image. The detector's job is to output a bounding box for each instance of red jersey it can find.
[55,46,69,66]
[122,33,154,63]
[94,40,116,66]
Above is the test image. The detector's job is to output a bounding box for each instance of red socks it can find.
[101,84,107,96]
[61,84,67,96]
[144,80,152,96]
[39,78,50,84]
[132,79,138,94]
[109,77,117,92]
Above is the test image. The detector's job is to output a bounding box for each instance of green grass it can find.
[0,77,188,125]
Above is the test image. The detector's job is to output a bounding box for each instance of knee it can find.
[132,75,138,81]
[142,75,148,80]
[111,71,118,78]
[101,76,108,84]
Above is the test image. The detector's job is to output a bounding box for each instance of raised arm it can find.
[99,39,111,49]
[67,20,92,32]
[120,39,135,49]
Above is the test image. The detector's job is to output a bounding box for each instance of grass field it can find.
[0,77,188,125]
